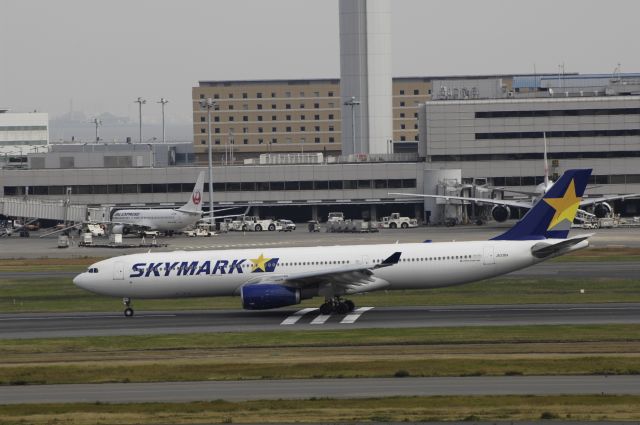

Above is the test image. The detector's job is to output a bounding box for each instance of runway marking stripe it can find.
[310,314,332,325]
[280,308,317,325]
[340,306,374,324]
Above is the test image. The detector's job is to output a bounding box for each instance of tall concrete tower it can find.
[339,0,393,155]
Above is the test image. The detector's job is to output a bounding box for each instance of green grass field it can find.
[2,395,640,424]
[3,275,640,313]
[1,324,639,385]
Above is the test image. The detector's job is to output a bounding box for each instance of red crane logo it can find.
[192,191,201,205]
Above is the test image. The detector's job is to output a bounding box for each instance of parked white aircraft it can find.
[392,135,639,222]
[104,172,243,235]
[75,169,593,317]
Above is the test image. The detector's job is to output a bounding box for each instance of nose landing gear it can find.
[319,297,355,315]
[123,297,134,317]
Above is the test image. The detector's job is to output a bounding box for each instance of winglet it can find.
[375,251,401,268]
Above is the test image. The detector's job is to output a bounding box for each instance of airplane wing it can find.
[580,194,640,207]
[240,252,402,294]
[388,192,533,210]
[490,187,539,197]
[200,206,251,222]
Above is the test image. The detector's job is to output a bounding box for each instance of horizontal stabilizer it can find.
[531,235,591,259]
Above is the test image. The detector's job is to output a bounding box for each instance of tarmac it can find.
[2,223,640,259]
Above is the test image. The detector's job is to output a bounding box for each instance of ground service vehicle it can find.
[327,212,344,223]
[278,219,296,231]
[380,213,418,229]
[239,216,278,232]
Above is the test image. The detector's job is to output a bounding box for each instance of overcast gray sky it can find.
[2,0,639,124]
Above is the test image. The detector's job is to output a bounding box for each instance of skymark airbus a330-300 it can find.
[74,169,593,317]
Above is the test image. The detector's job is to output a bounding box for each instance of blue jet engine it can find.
[241,284,301,310]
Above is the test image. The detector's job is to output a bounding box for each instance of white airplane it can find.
[392,135,639,222]
[75,169,593,317]
[104,172,244,235]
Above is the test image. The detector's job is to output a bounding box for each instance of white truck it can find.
[327,212,345,223]
[380,212,418,229]
[238,216,278,232]
[184,223,214,237]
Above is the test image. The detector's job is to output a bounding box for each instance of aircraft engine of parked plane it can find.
[111,224,126,235]
[241,283,303,310]
[491,205,511,222]
[593,202,612,218]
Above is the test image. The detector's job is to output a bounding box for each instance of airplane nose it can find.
[73,273,87,289]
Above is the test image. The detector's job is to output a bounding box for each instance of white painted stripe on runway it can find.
[310,314,332,325]
[280,308,317,325]
[340,307,374,324]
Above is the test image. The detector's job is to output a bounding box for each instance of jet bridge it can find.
[0,197,87,223]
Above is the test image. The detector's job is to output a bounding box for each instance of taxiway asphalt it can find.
[3,224,640,259]
[1,303,639,339]
[1,375,638,404]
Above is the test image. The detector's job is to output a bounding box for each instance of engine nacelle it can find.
[111,224,125,234]
[594,202,612,218]
[241,284,300,310]
[491,205,511,222]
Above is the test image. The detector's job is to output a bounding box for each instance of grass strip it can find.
[3,276,640,313]
[2,324,639,354]
[1,324,639,385]
[2,356,640,385]
[1,395,640,423]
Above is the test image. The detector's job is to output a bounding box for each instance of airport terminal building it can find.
[420,94,640,198]
[2,73,640,224]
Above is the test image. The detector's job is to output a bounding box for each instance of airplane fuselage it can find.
[74,239,586,299]
[111,209,200,232]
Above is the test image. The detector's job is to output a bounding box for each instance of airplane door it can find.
[360,255,370,265]
[113,262,125,280]
[482,246,495,265]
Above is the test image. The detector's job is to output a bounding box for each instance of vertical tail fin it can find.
[493,169,591,240]
[178,171,205,213]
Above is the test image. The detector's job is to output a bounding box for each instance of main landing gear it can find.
[319,297,355,315]
[123,297,134,317]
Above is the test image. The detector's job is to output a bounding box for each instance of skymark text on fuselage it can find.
[129,258,280,278]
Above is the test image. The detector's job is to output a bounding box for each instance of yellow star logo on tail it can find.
[543,180,581,229]
[250,253,271,272]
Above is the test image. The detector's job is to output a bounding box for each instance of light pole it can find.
[200,98,217,222]
[228,130,234,165]
[157,98,168,143]
[90,118,102,142]
[134,97,146,143]
[343,96,360,155]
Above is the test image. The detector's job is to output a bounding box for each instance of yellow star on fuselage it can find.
[250,253,271,272]
[543,180,581,229]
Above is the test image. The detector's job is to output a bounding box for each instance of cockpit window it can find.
[87,268,99,273]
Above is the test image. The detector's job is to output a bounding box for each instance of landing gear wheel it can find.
[123,297,134,318]
[319,302,333,315]
[344,300,355,312]
[336,302,349,314]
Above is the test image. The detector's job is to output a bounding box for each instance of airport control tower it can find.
[339,0,393,155]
